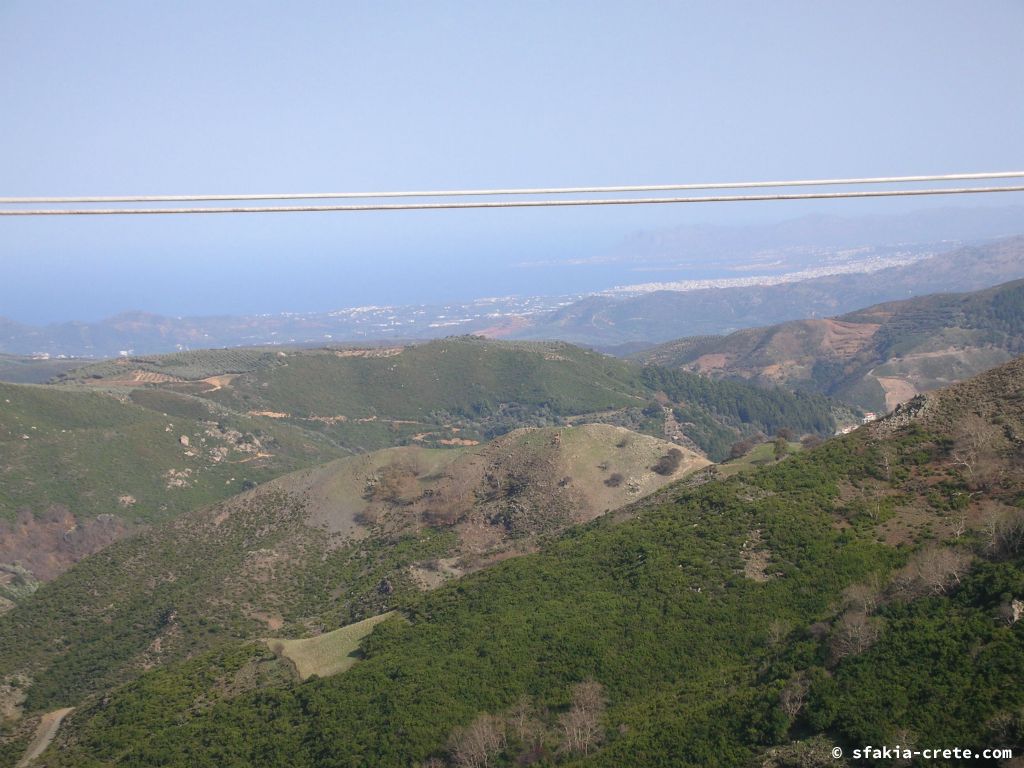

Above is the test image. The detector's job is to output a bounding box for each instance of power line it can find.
[2,184,1024,216]
[2,170,1023,205]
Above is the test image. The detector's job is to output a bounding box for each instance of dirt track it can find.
[17,707,73,767]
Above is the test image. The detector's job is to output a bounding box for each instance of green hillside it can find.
[0,425,705,720]
[12,356,1024,767]
[62,339,650,451]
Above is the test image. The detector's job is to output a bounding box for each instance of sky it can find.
[2,1,1024,323]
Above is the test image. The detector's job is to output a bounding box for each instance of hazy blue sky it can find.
[2,1,1023,322]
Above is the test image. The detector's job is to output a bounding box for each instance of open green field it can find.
[268,612,396,680]
[717,440,802,477]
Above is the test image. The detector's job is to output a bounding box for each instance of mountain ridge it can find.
[636,277,1024,412]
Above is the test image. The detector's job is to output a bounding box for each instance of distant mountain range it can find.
[3,234,1024,357]
[513,236,1024,346]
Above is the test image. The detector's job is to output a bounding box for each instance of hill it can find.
[0,338,832,596]
[17,355,1023,767]
[0,425,705,725]
[637,277,1024,412]
[513,236,1024,347]
[59,337,836,459]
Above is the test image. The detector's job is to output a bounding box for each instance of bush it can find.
[651,448,684,475]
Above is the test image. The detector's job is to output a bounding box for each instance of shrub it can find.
[651,448,684,475]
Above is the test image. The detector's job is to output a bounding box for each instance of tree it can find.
[779,672,810,718]
[950,414,1004,491]
[801,434,823,450]
[829,611,881,663]
[890,547,972,599]
[773,437,788,461]
[505,696,541,745]
[559,680,606,756]
[913,546,971,596]
[841,575,881,614]
[604,473,624,488]
[730,439,754,459]
[449,714,505,768]
[984,507,1024,558]
[651,448,684,475]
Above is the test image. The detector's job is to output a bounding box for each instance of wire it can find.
[2,184,1024,215]
[2,171,1024,205]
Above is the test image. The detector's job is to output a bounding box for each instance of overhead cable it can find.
[2,184,1024,216]
[2,171,1024,205]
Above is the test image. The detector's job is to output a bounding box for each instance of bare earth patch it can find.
[250,611,284,631]
[875,376,919,411]
[820,319,879,356]
[0,507,128,582]
[306,415,348,424]
[198,374,237,392]
[0,674,29,720]
[411,561,468,589]
[85,369,183,386]
[332,347,403,358]
[692,353,730,373]
[16,707,73,768]
[742,529,773,582]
